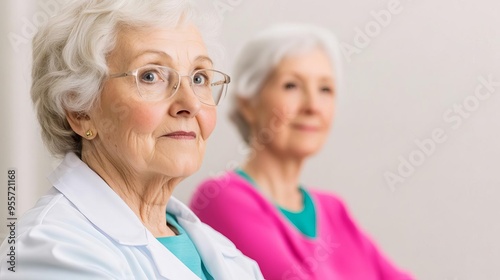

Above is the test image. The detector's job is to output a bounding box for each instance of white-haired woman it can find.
[190,23,413,280]
[0,1,264,279]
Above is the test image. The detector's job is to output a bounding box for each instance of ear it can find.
[237,97,257,125]
[66,111,97,140]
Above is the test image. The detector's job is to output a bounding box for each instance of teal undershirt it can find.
[156,213,213,280]
[235,168,317,238]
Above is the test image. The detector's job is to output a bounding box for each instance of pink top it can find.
[190,171,413,280]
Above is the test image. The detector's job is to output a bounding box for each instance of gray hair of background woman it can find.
[229,23,343,144]
[32,0,219,157]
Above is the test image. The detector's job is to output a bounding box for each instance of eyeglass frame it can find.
[108,65,231,106]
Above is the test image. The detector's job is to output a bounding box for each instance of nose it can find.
[168,76,201,118]
[301,86,320,114]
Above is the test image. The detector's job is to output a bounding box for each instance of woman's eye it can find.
[140,71,161,83]
[284,82,297,90]
[193,73,208,86]
[320,86,334,94]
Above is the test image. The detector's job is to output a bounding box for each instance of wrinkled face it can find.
[244,48,336,159]
[90,25,216,179]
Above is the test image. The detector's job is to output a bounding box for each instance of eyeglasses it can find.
[109,65,230,106]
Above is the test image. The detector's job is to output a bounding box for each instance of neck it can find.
[81,146,179,237]
[243,147,305,211]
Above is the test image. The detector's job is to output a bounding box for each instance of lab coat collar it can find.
[48,153,208,246]
[48,153,244,280]
[48,152,150,246]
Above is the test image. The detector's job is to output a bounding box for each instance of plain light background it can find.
[1,0,500,279]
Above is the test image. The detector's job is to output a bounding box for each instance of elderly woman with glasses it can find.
[190,23,413,280]
[0,1,264,279]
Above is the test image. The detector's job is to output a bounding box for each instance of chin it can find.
[294,151,318,159]
[150,156,202,178]
[292,139,326,156]
[154,149,205,175]
[170,162,201,178]
[284,147,319,159]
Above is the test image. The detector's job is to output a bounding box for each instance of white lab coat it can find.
[0,153,264,280]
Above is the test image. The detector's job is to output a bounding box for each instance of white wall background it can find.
[0,0,58,247]
[1,0,499,279]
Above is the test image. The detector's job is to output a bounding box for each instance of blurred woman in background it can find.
[191,23,412,280]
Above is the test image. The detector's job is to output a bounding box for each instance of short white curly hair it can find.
[229,23,343,144]
[32,0,220,157]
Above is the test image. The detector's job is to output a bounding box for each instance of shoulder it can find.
[307,188,363,230]
[0,188,126,278]
[190,171,267,214]
[16,188,91,234]
[192,171,248,198]
[308,188,349,212]
[8,188,105,241]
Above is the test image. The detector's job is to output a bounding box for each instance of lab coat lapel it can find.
[167,197,234,280]
[181,219,234,280]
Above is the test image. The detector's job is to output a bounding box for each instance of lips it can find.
[291,124,320,132]
[163,131,196,139]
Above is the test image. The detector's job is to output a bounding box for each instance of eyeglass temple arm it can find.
[210,76,231,86]
[109,72,131,79]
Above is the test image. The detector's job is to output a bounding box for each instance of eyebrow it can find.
[131,50,213,67]
[131,50,172,63]
[193,55,214,67]
[282,71,335,83]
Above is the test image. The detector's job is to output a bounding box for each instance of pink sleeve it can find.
[327,194,414,279]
